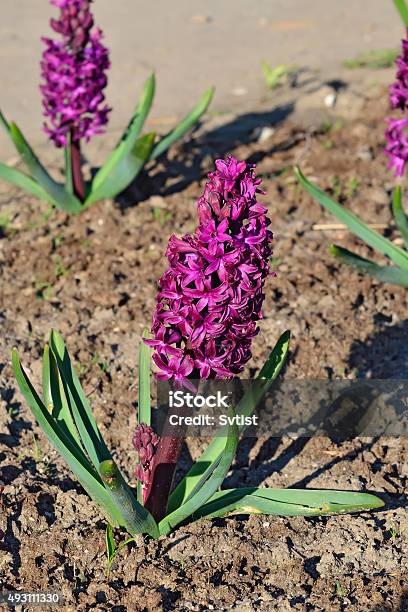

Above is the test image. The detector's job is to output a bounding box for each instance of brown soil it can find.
[0,85,407,610]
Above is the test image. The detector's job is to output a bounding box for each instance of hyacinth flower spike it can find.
[13,159,383,546]
[0,0,213,214]
[295,24,408,287]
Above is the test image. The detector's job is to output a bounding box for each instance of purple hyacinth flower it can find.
[41,0,111,147]
[389,30,408,111]
[385,117,408,177]
[385,28,408,177]
[146,156,273,382]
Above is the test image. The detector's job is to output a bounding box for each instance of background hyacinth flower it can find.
[41,0,111,200]
[295,7,408,288]
[0,0,213,214]
[385,28,408,177]
[42,0,111,149]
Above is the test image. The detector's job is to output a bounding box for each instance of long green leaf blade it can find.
[42,345,85,451]
[195,488,384,520]
[49,330,112,468]
[329,245,408,286]
[150,87,214,160]
[392,185,408,249]
[295,166,408,270]
[12,349,124,527]
[168,330,290,513]
[138,333,151,426]
[105,524,115,565]
[9,123,82,213]
[137,333,152,503]
[86,132,155,205]
[182,454,222,505]
[159,412,238,536]
[0,109,10,135]
[0,162,52,202]
[394,0,408,26]
[92,73,156,191]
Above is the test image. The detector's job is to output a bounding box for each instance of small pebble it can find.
[356,147,373,161]
[324,93,336,108]
[257,126,275,143]
[232,87,247,96]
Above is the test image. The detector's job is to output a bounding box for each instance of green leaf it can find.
[256,330,291,377]
[105,531,134,578]
[0,162,53,203]
[295,166,408,270]
[42,345,85,452]
[105,524,115,565]
[195,488,384,520]
[137,333,152,504]
[392,185,408,249]
[0,109,11,135]
[262,61,289,89]
[12,348,124,527]
[329,244,408,286]
[85,132,156,205]
[8,123,83,213]
[394,0,408,26]
[167,330,290,513]
[138,333,151,427]
[150,87,214,160]
[99,460,159,539]
[49,330,112,469]
[92,73,156,192]
[159,411,239,536]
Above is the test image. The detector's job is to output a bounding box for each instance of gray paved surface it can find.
[0,0,403,158]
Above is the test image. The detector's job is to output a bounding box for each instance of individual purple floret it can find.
[41,0,110,147]
[145,156,273,384]
[133,424,160,498]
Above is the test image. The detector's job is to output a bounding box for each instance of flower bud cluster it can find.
[133,424,160,494]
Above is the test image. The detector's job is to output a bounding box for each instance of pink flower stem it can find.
[144,405,189,522]
[70,133,86,202]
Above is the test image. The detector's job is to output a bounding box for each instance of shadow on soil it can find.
[115,103,296,208]
[111,70,353,208]
[348,317,408,379]
[371,589,408,612]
